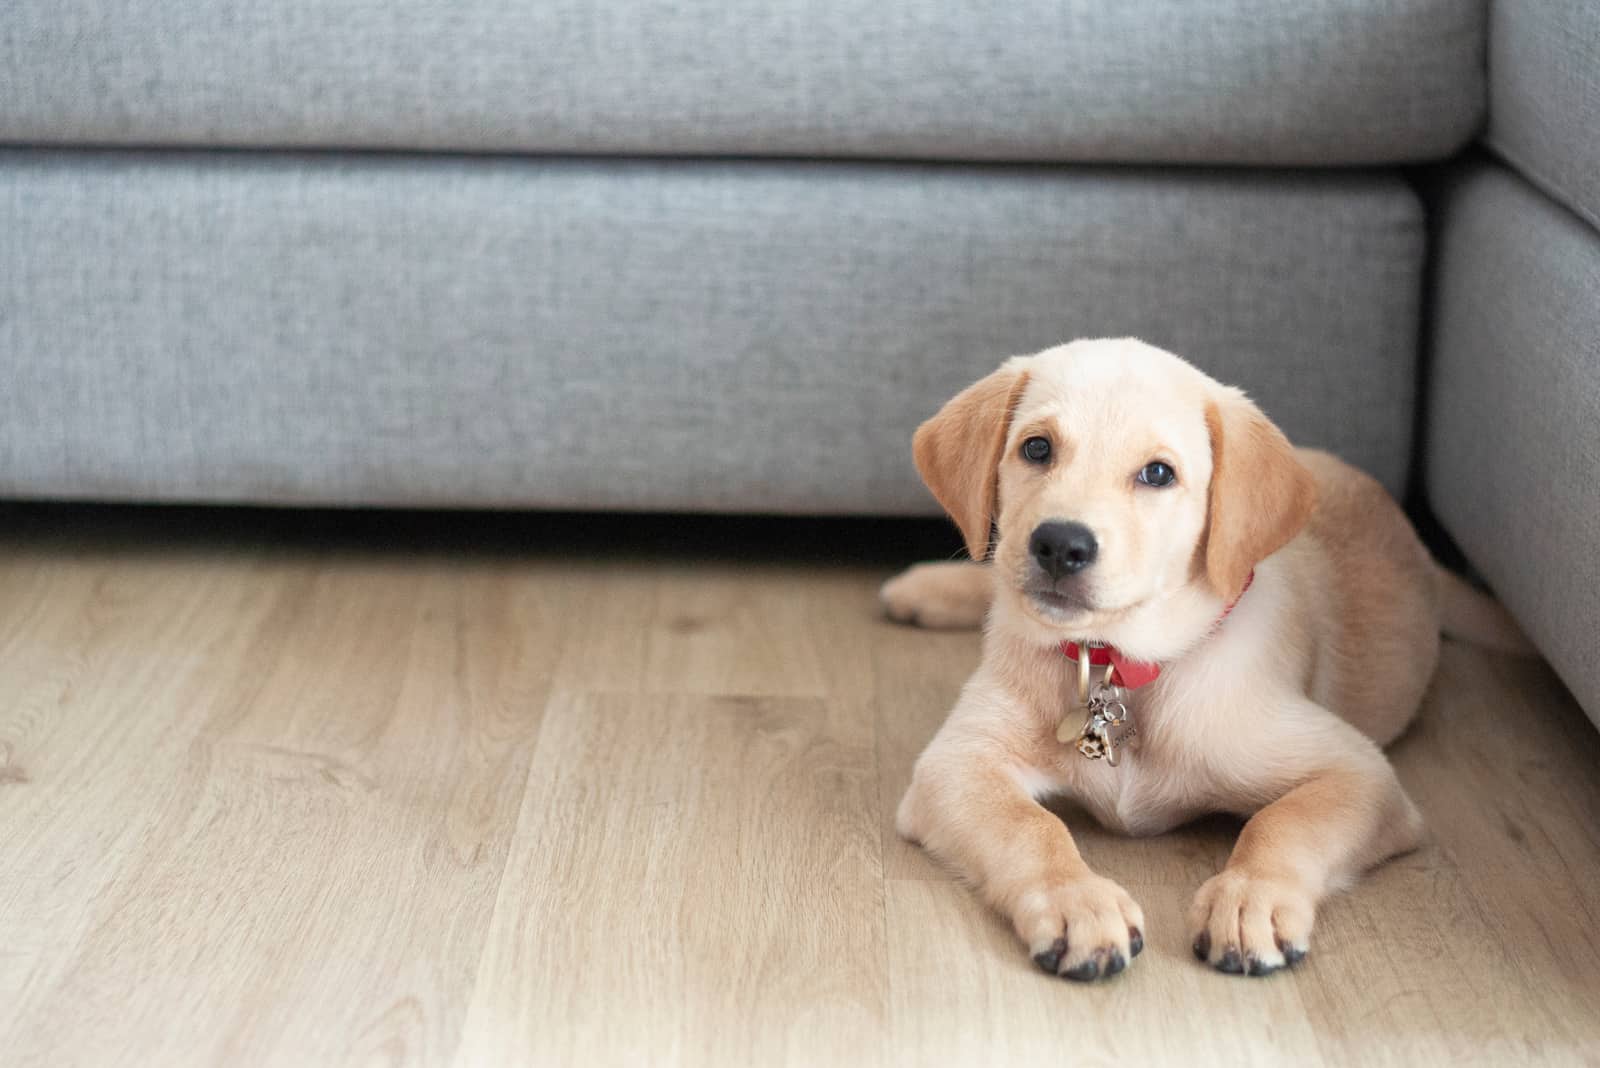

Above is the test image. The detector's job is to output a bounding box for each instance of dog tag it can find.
[1065,680,1134,765]
[1076,722,1111,761]
[1056,703,1091,744]
[1057,651,1102,743]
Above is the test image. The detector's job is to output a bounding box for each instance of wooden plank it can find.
[1,558,556,1066]
[0,547,294,1043]
[453,690,886,1068]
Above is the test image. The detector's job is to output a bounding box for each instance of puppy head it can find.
[914,339,1316,646]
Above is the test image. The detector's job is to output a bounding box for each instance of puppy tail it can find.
[1432,563,1536,656]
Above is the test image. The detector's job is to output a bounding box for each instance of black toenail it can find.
[1104,950,1127,977]
[1282,944,1307,966]
[1129,928,1144,958]
[1193,931,1211,961]
[1033,936,1068,975]
[1217,948,1244,974]
[1245,953,1282,978]
[1063,960,1101,982]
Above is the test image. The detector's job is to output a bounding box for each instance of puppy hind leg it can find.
[879,561,992,630]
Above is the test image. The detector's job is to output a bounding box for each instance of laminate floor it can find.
[2,507,1596,1066]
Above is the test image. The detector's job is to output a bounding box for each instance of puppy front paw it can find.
[1013,875,1145,982]
[1187,869,1314,977]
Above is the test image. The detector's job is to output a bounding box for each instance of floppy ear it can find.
[913,362,1031,561]
[1203,391,1318,599]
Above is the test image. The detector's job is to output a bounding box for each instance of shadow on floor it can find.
[0,501,968,568]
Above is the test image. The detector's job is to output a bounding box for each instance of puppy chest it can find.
[1028,685,1202,834]
[1043,745,1195,837]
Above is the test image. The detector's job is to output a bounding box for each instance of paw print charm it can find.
[1076,727,1110,760]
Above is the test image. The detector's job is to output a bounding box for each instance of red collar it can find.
[1059,571,1254,690]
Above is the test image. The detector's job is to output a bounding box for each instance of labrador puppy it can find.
[883,338,1528,981]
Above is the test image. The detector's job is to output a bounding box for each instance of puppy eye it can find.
[1137,461,1176,487]
[1021,436,1052,464]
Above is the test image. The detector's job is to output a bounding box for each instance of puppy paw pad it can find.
[1032,937,1068,975]
[1062,960,1101,983]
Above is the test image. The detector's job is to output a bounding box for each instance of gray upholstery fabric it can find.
[0,1,1482,165]
[1426,163,1600,723]
[1487,0,1600,231]
[0,151,1423,512]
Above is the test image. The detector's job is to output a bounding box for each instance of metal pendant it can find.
[1055,646,1099,743]
[1059,663,1135,766]
[1055,702,1091,744]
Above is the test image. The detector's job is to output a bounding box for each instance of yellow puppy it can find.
[883,338,1527,981]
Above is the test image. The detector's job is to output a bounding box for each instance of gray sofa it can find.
[0,4,1594,720]
[1424,2,1600,730]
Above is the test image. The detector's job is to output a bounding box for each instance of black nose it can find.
[1030,521,1099,579]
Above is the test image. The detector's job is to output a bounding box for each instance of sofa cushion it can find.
[1487,0,1600,230]
[0,1,1482,165]
[1426,163,1600,723]
[0,152,1423,513]
[3,151,1427,514]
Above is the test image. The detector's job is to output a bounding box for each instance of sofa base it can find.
[1426,162,1600,723]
